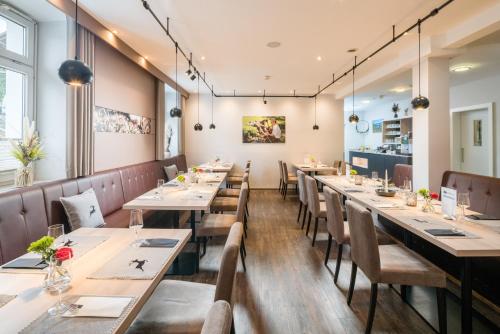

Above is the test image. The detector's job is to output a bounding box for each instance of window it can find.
[0,6,34,186]
[165,85,180,157]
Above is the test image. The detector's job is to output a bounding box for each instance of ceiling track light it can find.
[209,84,216,129]
[349,57,359,124]
[170,43,182,118]
[313,85,319,130]
[58,0,93,86]
[194,74,203,131]
[411,20,430,110]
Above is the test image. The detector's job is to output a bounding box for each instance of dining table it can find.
[196,162,234,173]
[315,174,500,334]
[0,227,191,334]
[294,163,336,175]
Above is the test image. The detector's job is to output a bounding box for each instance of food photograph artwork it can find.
[242,116,286,143]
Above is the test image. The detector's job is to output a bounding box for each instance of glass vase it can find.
[422,198,435,213]
[15,164,34,187]
[44,258,72,316]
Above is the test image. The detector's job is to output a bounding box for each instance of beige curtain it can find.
[155,80,166,160]
[66,22,95,178]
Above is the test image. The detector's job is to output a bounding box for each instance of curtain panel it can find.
[155,80,166,160]
[66,22,95,178]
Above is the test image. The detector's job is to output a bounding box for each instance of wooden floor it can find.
[171,190,488,333]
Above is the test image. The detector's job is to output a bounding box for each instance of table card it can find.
[441,187,457,219]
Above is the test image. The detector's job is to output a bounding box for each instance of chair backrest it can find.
[235,183,249,222]
[215,222,243,304]
[393,164,412,188]
[245,161,251,169]
[278,160,283,180]
[201,300,232,334]
[297,170,307,205]
[345,200,380,282]
[282,162,290,183]
[305,175,320,216]
[242,173,249,184]
[323,187,346,243]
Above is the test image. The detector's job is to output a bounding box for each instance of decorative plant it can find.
[10,117,45,167]
[27,236,56,262]
[176,174,186,183]
[350,169,358,176]
[417,188,439,200]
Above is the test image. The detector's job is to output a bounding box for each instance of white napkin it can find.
[63,296,132,318]
[137,195,161,200]
[373,202,403,209]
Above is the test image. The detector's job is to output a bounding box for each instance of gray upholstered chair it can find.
[217,173,249,198]
[281,162,297,200]
[304,175,327,246]
[226,161,251,188]
[345,201,447,334]
[297,170,325,226]
[211,178,249,237]
[278,160,284,194]
[200,300,233,334]
[198,183,249,270]
[392,164,412,188]
[127,223,243,334]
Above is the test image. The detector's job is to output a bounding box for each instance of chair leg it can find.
[239,245,247,272]
[283,184,288,200]
[334,244,343,283]
[279,179,282,193]
[366,283,378,334]
[297,202,303,222]
[246,202,250,216]
[436,288,447,334]
[203,237,207,256]
[301,205,308,229]
[306,212,312,236]
[312,217,319,246]
[241,237,247,257]
[324,233,332,265]
[230,316,236,334]
[347,262,358,305]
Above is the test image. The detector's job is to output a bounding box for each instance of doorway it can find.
[450,103,495,177]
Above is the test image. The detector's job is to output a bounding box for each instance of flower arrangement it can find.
[176,174,186,183]
[27,236,73,263]
[10,117,45,187]
[350,169,358,176]
[418,188,439,212]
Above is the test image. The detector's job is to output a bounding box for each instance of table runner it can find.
[0,294,15,308]
[88,245,175,280]
[19,295,135,334]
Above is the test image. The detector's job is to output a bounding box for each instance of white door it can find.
[459,109,489,176]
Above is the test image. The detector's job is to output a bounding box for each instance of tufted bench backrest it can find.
[441,171,500,217]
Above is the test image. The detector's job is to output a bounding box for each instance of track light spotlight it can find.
[190,73,197,81]
[185,68,192,76]
[194,123,203,131]
[209,123,216,129]
[349,114,359,124]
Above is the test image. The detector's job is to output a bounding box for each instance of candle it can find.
[384,169,388,192]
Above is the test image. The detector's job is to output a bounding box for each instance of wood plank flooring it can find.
[170,190,481,333]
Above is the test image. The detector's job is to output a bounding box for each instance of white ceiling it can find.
[5,0,65,22]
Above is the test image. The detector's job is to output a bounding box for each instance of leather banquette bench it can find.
[0,155,188,265]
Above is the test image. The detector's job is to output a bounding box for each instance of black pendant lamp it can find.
[194,74,203,131]
[411,20,430,110]
[348,56,359,124]
[170,44,182,117]
[312,86,319,130]
[58,0,93,86]
[209,85,216,129]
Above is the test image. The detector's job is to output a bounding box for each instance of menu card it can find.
[441,187,457,219]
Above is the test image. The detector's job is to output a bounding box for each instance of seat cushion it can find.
[226,176,243,185]
[197,214,237,237]
[211,197,238,212]
[318,193,325,202]
[217,188,240,198]
[378,244,446,287]
[317,201,327,218]
[128,280,215,334]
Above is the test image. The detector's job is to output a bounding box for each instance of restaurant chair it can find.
[392,164,412,188]
[345,200,447,334]
[281,162,298,200]
[211,178,249,233]
[217,173,249,198]
[226,161,251,188]
[198,183,249,271]
[200,300,233,334]
[297,170,325,225]
[127,222,243,334]
[304,175,327,246]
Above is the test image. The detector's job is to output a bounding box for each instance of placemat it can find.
[19,295,135,334]
[88,245,174,280]
[0,294,15,308]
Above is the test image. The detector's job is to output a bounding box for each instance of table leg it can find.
[173,210,179,228]
[461,257,472,334]
[190,210,196,242]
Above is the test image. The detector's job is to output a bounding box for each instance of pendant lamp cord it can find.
[352,56,356,116]
[175,43,178,108]
[314,95,317,125]
[418,20,421,97]
[197,74,200,122]
[74,0,79,60]
[211,85,214,123]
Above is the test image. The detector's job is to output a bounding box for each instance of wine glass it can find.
[47,254,72,316]
[129,209,144,247]
[371,171,379,180]
[48,224,65,247]
[157,179,165,188]
[336,166,342,176]
[457,192,470,223]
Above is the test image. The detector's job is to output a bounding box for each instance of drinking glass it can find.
[371,171,379,180]
[157,179,165,188]
[129,209,144,247]
[48,224,65,247]
[457,192,470,223]
[154,179,164,199]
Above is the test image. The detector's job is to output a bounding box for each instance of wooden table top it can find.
[0,227,191,334]
[197,162,234,172]
[294,163,335,172]
[123,172,226,211]
[315,175,500,258]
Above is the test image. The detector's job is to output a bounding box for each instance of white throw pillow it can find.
[60,189,105,230]
[164,164,178,181]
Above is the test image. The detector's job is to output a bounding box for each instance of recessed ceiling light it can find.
[200,56,206,60]
[258,90,262,93]
[316,56,322,61]
[112,30,118,35]
[361,100,370,104]
[266,41,281,48]
[390,86,410,93]
[144,56,148,60]
[451,65,472,72]
[347,48,358,53]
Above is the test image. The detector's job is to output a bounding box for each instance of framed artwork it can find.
[372,119,383,133]
[94,106,153,135]
[242,116,285,143]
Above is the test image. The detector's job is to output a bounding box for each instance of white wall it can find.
[184,94,344,188]
[35,21,68,181]
[450,72,500,176]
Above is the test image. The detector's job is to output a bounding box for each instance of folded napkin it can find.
[425,229,466,237]
[344,188,364,193]
[140,238,179,248]
[63,296,133,318]
[373,202,403,209]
